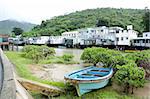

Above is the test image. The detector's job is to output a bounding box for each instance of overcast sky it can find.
[0,0,150,24]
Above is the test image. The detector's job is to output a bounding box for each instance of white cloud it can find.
[0,0,150,24]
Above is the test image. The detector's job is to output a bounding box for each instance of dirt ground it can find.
[134,82,150,98]
[28,64,82,82]
[113,81,150,98]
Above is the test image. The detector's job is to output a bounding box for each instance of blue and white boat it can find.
[64,66,113,96]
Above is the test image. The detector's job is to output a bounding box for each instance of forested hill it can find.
[0,20,36,34]
[26,8,145,36]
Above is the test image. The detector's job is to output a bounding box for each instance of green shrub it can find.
[81,47,127,67]
[114,63,145,94]
[40,45,55,58]
[62,54,74,62]
[126,50,150,78]
[22,45,55,63]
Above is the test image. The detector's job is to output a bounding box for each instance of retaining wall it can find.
[0,49,16,99]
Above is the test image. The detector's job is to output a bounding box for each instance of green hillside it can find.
[24,8,146,37]
[0,20,36,35]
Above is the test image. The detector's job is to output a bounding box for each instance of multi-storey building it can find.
[114,25,138,46]
[77,25,138,46]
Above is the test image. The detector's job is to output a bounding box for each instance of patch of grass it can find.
[39,56,79,64]
[5,51,65,88]
[25,84,136,99]
[29,91,46,99]
[32,86,135,99]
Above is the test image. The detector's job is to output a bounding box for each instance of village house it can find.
[0,34,9,50]
[114,25,138,46]
[48,36,64,45]
[62,31,80,47]
[131,32,150,48]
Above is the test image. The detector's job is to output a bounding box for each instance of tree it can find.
[12,27,24,36]
[28,8,144,37]
[10,33,16,38]
[114,63,145,94]
[143,7,150,32]
[96,19,109,27]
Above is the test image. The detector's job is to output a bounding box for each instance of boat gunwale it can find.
[64,66,113,82]
[65,74,113,84]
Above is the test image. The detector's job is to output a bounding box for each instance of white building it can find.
[78,26,110,45]
[77,25,138,46]
[62,31,81,45]
[131,32,150,48]
[49,36,64,44]
[143,32,150,38]
[114,25,138,46]
[27,36,49,44]
[36,36,50,44]
[62,31,79,38]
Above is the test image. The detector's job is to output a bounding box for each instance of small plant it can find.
[62,54,74,62]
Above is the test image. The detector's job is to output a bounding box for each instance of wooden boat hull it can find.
[64,66,113,96]
[76,79,109,96]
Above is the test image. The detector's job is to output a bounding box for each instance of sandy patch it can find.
[113,81,150,98]
[134,82,150,98]
[28,64,82,82]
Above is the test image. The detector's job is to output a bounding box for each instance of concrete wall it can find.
[0,48,16,99]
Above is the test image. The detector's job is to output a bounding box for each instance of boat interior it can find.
[76,68,110,78]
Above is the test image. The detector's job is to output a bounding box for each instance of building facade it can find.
[62,31,80,46]
[77,25,138,46]
[48,36,64,44]
[114,25,138,46]
[131,32,150,48]
[0,34,9,50]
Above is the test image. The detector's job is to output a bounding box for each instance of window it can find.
[121,37,123,41]
[137,40,139,43]
[2,38,8,42]
[134,40,136,43]
[146,39,149,43]
[126,37,128,40]
[143,40,145,43]
[91,30,94,32]
[116,30,119,33]
[116,37,119,41]
[146,34,148,37]
[101,30,103,32]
